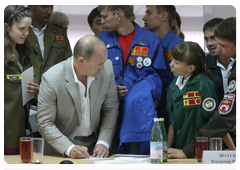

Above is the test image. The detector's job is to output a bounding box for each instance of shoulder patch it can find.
[218,94,235,115]
[227,80,236,93]
[202,97,216,111]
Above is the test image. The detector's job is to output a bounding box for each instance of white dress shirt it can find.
[217,58,235,94]
[31,24,47,59]
[65,57,109,157]
[175,75,191,91]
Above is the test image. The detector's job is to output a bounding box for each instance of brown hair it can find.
[4,5,33,70]
[98,5,135,21]
[155,5,176,26]
[172,41,212,79]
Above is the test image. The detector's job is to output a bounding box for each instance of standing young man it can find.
[98,5,167,155]
[143,5,183,130]
[87,6,107,36]
[27,5,72,86]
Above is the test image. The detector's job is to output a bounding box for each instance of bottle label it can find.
[150,142,163,159]
[163,141,168,161]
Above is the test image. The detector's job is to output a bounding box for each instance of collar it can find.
[216,57,235,70]
[31,23,47,32]
[104,21,149,49]
[71,57,95,84]
[161,29,174,50]
[175,75,191,90]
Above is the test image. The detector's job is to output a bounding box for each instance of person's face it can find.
[100,9,119,31]
[142,5,162,32]
[5,17,32,45]
[83,48,108,77]
[169,58,192,79]
[204,28,219,56]
[90,15,107,36]
[215,37,236,60]
[171,19,180,36]
[29,5,53,23]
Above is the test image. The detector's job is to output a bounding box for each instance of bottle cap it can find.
[159,118,164,121]
[154,118,159,121]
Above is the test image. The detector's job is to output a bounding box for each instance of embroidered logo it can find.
[130,46,148,57]
[218,94,235,115]
[55,35,64,40]
[127,56,136,66]
[164,50,173,60]
[202,97,216,111]
[183,91,201,106]
[227,80,236,93]
[183,91,200,98]
[7,74,21,82]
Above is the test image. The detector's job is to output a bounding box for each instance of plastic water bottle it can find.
[159,118,168,162]
[150,118,163,164]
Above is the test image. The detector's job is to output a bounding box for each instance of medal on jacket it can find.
[17,61,23,72]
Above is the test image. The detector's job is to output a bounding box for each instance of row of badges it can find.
[115,56,152,68]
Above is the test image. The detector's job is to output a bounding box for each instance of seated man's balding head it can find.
[74,35,106,60]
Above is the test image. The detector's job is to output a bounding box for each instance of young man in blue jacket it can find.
[98,5,167,155]
[142,5,183,131]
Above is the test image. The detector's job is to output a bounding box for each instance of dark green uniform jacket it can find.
[27,23,72,85]
[206,53,224,99]
[183,62,236,157]
[167,71,220,149]
[4,49,32,148]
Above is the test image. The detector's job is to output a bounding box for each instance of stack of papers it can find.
[94,157,153,168]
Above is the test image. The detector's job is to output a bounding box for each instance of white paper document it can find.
[21,66,33,106]
[94,157,153,168]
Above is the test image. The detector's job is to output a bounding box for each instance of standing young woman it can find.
[4,5,39,155]
[167,41,234,150]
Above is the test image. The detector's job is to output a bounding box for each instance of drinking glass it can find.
[20,137,33,163]
[209,137,222,150]
[32,138,44,164]
[195,137,208,162]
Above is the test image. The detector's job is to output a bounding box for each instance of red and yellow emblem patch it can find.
[131,46,148,57]
[183,91,201,106]
[55,35,64,40]
[218,94,235,115]
[183,91,200,98]
[164,50,173,60]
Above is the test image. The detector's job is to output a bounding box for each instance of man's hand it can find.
[117,85,128,99]
[69,145,89,159]
[27,81,39,95]
[92,144,109,158]
[168,148,187,159]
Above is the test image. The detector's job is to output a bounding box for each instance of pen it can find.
[120,70,124,86]
[75,139,89,158]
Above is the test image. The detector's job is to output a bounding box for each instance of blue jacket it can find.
[98,22,167,154]
[157,29,183,131]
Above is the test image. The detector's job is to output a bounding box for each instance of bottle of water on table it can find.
[150,118,163,164]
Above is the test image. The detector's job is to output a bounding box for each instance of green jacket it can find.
[206,53,224,99]
[4,49,32,148]
[183,62,236,157]
[27,23,72,85]
[167,71,220,149]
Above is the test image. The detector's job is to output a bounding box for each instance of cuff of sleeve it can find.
[182,141,196,158]
[96,140,110,149]
[65,144,75,157]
